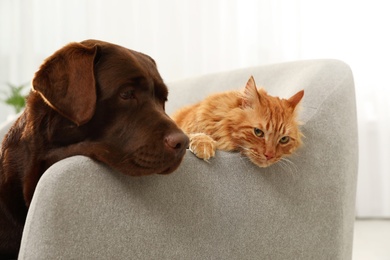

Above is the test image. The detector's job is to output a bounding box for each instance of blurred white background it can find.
[1,0,389,218]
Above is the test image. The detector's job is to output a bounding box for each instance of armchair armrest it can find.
[18,60,358,259]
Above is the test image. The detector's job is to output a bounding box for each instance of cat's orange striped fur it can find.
[172,76,304,168]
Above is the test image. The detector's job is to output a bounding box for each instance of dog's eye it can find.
[120,89,135,100]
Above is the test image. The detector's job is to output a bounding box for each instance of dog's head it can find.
[31,39,188,176]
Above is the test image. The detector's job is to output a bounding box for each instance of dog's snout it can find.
[165,132,189,152]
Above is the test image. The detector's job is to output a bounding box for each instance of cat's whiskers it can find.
[237,145,250,152]
[238,145,275,169]
[238,153,252,164]
[278,158,290,170]
[277,157,299,177]
[236,146,256,164]
[238,146,258,161]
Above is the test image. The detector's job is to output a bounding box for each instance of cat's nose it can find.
[264,152,275,160]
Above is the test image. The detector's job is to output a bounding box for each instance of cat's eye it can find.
[254,128,264,137]
[279,136,290,144]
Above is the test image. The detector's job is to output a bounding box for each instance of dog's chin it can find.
[157,158,184,175]
[129,145,187,176]
[117,152,185,176]
[122,159,183,176]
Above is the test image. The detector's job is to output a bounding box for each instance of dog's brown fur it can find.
[0,39,188,258]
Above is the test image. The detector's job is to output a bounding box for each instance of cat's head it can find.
[233,76,304,168]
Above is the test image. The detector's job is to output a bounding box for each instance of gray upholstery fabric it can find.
[15,59,358,259]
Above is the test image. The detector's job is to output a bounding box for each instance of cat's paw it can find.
[188,133,217,161]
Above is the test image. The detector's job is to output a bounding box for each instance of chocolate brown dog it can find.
[0,39,189,258]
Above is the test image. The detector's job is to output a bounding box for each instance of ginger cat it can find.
[172,76,304,168]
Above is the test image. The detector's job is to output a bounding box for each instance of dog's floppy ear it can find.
[32,42,98,126]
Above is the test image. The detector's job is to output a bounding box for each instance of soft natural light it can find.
[0,0,389,217]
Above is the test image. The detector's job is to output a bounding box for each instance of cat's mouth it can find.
[241,149,280,168]
[253,158,278,168]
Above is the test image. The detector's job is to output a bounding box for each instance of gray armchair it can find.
[11,59,358,259]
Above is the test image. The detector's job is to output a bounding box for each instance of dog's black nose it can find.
[165,132,189,153]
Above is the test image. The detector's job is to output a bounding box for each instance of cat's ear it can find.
[242,76,259,108]
[288,90,304,110]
